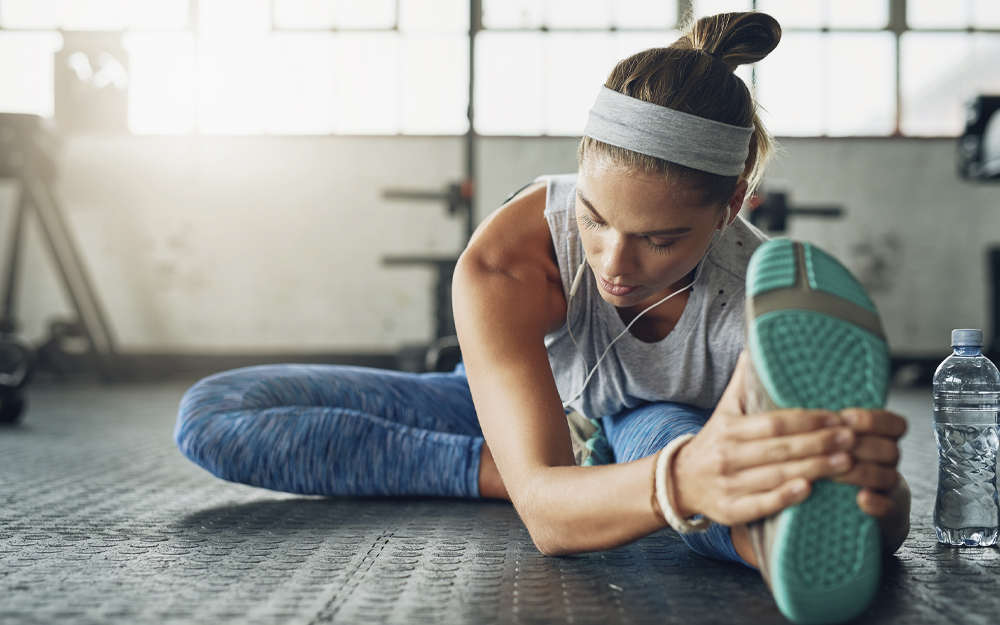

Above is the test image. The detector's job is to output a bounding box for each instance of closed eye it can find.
[579,212,604,230]
[645,239,677,255]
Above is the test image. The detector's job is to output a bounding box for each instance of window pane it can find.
[0,0,59,28]
[273,0,335,29]
[401,35,469,134]
[973,0,1000,28]
[900,32,972,136]
[694,0,752,19]
[0,32,63,117]
[972,33,1000,96]
[197,35,269,134]
[336,32,400,134]
[338,0,396,29]
[399,0,468,33]
[129,0,188,29]
[547,0,612,29]
[123,32,195,134]
[546,33,612,135]
[827,0,888,29]
[268,33,335,134]
[474,32,544,135]
[826,32,895,136]
[757,0,822,29]
[755,32,822,136]
[614,0,676,29]
[482,0,543,29]
[199,0,271,33]
[61,0,131,30]
[907,0,968,29]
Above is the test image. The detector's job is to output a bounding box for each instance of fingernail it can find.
[790,480,807,496]
[835,429,854,448]
[830,453,850,469]
[841,409,860,425]
[824,414,843,428]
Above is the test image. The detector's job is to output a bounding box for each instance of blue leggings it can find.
[175,363,747,566]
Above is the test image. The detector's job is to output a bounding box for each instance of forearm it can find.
[511,456,666,556]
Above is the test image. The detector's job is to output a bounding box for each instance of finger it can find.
[834,462,900,492]
[720,478,812,525]
[841,409,907,440]
[734,409,843,441]
[721,427,855,472]
[728,451,853,493]
[852,435,901,467]
[856,488,894,519]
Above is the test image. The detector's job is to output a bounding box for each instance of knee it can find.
[173,372,239,462]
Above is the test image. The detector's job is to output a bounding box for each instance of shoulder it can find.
[455,179,567,335]
[461,179,556,282]
[704,214,769,283]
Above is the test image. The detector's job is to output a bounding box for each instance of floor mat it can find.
[0,383,994,624]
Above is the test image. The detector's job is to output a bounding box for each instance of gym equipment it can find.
[959,95,1000,181]
[381,180,473,372]
[748,190,843,233]
[0,114,118,421]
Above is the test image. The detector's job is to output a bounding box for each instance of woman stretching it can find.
[176,12,910,625]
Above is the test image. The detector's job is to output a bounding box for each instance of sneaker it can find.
[744,239,890,625]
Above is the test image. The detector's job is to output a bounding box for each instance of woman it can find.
[176,12,909,624]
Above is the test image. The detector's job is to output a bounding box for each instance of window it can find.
[0,0,468,135]
[0,0,998,137]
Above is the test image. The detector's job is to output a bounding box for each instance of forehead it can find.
[576,161,707,230]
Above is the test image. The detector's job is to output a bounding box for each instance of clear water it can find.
[932,347,1000,547]
[933,420,999,546]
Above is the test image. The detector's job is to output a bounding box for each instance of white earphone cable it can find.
[561,208,731,409]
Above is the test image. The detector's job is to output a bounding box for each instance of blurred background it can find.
[1,0,999,398]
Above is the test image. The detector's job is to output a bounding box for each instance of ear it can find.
[726,180,749,223]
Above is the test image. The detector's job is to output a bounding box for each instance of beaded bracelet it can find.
[653,434,712,534]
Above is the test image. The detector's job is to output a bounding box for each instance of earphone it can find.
[561,206,732,408]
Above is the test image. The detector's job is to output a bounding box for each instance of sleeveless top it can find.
[541,173,770,420]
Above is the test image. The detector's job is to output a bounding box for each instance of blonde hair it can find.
[577,11,781,208]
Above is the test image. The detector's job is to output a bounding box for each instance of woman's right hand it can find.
[670,352,857,526]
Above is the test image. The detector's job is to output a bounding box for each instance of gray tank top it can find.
[541,173,769,419]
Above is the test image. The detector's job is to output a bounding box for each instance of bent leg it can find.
[175,364,483,498]
[603,402,752,567]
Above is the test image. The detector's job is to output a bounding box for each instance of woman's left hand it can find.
[834,408,911,552]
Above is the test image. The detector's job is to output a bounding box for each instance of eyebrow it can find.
[577,190,694,237]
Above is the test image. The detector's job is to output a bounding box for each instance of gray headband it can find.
[583,86,754,176]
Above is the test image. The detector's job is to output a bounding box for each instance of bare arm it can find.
[454,185,665,555]
[455,186,901,556]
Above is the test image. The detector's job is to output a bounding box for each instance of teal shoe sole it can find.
[746,239,889,625]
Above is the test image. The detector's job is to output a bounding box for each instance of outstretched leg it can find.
[175,364,484,498]
[603,402,752,567]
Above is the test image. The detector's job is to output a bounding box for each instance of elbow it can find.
[521,514,578,557]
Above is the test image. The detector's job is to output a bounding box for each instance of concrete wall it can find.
[8,134,999,358]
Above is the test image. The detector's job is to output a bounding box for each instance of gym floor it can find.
[0,381,996,625]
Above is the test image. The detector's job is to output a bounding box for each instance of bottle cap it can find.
[952,329,983,347]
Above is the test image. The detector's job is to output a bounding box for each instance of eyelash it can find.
[579,212,677,255]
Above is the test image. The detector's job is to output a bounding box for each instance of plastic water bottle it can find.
[933,329,1000,546]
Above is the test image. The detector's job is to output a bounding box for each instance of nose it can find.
[599,232,636,278]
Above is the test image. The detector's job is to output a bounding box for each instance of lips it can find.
[598,275,638,297]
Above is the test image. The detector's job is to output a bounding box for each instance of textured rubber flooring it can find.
[1,382,998,624]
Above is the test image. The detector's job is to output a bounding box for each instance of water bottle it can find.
[933,329,1000,546]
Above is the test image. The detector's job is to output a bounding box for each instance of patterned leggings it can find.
[174,363,747,566]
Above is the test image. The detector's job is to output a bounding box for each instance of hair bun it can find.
[676,12,781,71]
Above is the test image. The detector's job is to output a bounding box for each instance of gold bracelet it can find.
[654,434,712,534]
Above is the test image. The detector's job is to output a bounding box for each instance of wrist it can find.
[653,434,711,534]
[670,439,699,519]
